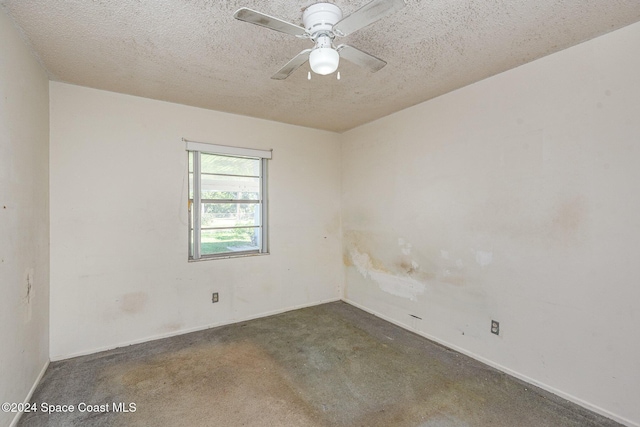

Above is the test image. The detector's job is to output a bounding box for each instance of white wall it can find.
[341,22,640,426]
[0,9,50,427]
[49,82,342,359]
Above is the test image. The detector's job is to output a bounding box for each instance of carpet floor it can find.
[18,301,622,426]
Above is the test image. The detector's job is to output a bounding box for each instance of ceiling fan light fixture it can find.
[309,47,339,75]
[234,0,405,80]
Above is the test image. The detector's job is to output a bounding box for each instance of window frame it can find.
[186,139,271,261]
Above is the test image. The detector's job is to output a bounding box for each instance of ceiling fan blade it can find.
[233,8,307,37]
[333,0,406,37]
[336,45,387,72]
[271,49,313,80]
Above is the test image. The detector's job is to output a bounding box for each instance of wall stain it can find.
[369,254,391,273]
[416,270,438,283]
[468,193,589,247]
[551,195,587,235]
[343,253,353,267]
[345,230,458,290]
[399,260,417,275]
[441,275,466,286]
[161,322,183,333]
[345,231,404,274]
[120,292,148,315]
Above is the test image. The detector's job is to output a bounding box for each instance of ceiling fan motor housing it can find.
[303,3,342,35]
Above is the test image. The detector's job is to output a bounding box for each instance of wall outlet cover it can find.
[491,320,499,335]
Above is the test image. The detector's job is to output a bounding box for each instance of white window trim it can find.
[184,139,272,159]
[185,138,271,261]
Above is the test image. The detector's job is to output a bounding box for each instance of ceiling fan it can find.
[233,0,406,80]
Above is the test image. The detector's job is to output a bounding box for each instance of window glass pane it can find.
[201,203,260,228]
[201,175,259,200]
[201,153,259,177]
[188,149,267,260]
[201,228,260,255]
[188,152,194,201]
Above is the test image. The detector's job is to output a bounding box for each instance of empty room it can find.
[1,0,639,426]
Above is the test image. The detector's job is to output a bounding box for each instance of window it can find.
[186,140,271,260]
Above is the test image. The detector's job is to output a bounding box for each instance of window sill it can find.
[188,251,270,262]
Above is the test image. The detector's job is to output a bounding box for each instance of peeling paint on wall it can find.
[349,247,426,301]
[345,230,475,296]
[350,247,375,278]
[399,239,412,255]
[371,270,426,302]
[474,250,493,267]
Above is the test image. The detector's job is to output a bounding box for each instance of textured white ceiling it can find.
[2,0,640,132]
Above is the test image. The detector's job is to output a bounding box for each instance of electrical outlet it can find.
[491,320,499,335]
[212,292,219,303]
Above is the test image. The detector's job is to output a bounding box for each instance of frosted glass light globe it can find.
[309,48,339,75]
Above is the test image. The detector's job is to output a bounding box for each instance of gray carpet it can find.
[18,302,622,426]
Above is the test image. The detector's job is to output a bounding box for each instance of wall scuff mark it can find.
[24,268,34,321]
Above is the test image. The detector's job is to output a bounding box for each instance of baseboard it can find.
[342,298,638,427]
[10,360,50,427]
[51,297,342,362]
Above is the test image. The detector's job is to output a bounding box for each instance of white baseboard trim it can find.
[51,297,342,362]
[342,298,637,427]
[10,360,50,427]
